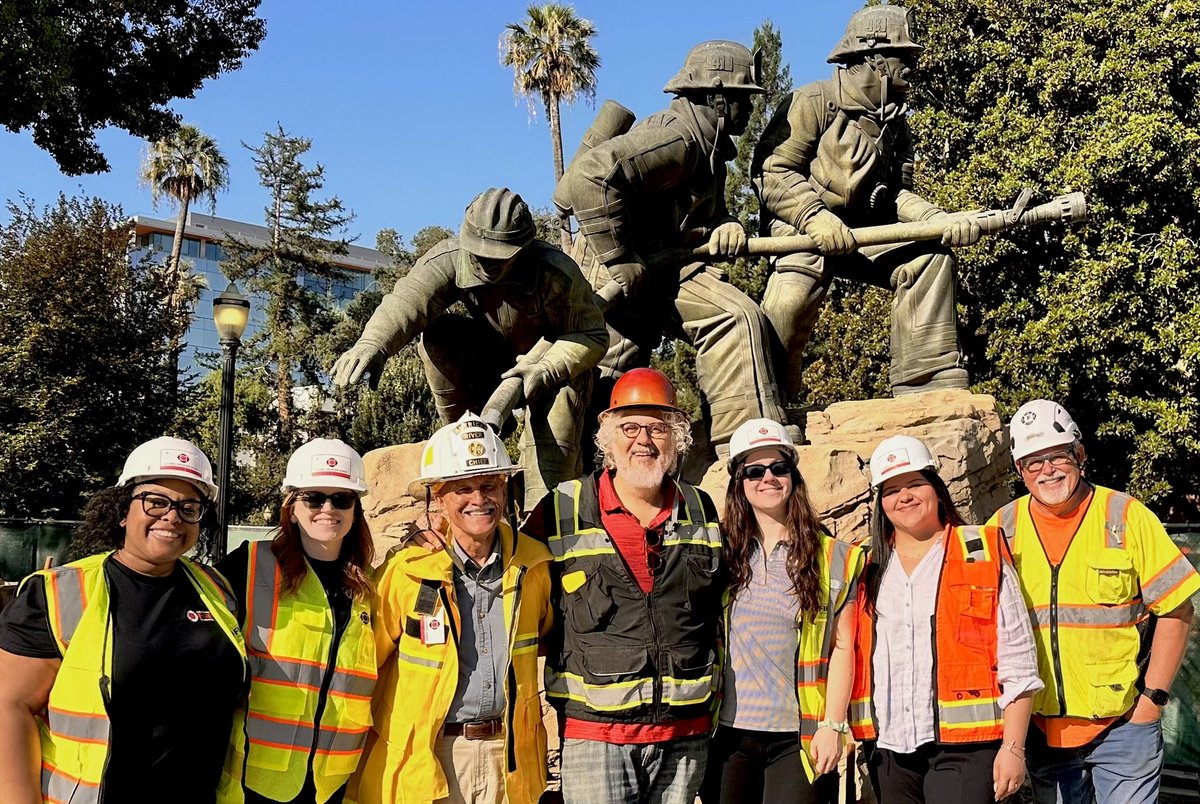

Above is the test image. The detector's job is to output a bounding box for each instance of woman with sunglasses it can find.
[216,438,377,804]
[701,419,865,804]
[849,435,1041,803]
[0,437,246,803]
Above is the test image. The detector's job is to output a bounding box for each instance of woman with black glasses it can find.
[215,438,377,804]
[701,419,865,804]
[0,437,246,803]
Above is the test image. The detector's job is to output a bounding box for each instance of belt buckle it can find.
[464,718,500,740]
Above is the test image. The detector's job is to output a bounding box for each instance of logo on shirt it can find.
[186,610,215,623]
[360,611,370,625]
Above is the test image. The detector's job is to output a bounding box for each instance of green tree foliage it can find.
[0,196,185,517]
[501,3,600,250]
[726,20,793,303]
[906,0,1200,506]
[222,125,355,445]
[0,1,265,175]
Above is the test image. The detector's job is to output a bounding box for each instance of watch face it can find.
[1146,688,1170,706]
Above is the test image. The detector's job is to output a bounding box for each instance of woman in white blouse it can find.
[849,435,1042,803]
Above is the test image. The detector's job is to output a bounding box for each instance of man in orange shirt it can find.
[989,399,1200,803]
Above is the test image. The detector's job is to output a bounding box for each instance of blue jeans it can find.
[561,734,709,804]
[1026,717,1165,804]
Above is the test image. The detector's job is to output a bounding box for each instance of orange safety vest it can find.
[849,525,1006,744]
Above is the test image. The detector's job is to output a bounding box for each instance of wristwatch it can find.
[1142,687,1170,706]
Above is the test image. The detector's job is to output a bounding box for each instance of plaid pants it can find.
[560,734,708,804]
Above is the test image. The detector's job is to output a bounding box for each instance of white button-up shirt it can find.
[872,534,1044,754]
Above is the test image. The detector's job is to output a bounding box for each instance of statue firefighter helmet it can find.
[828,5,923,64]
[663,40,765,95]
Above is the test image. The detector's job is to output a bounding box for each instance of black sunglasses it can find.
[293,491,358,511]
[741,460,795,481]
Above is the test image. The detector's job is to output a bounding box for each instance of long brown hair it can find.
[272,494,376,601]
[864,468,967,615]
[722,453,826,618]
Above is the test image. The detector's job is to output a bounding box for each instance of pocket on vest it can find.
[1085,550,1135,604]
[577,645,654,711]
[685,549,721,610]
[940,661,994,701]
[565,571,616,634]
[1087,659,1138,717]
[664,642,716,707]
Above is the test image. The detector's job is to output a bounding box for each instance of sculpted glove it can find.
[804,209,858,255]
[500,362,558,405]
[331,342,389,390]
[933,211,984,247]
[606,256,648,298]
[707,221,748,257]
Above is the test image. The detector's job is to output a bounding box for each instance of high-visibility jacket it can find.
[718,533,864,781]
[348,522,553,804]
[542,474,724,725]
[849,525,1006,744]
[218,541,377,804]
[990,485,1200,720]
[28,552,245,804]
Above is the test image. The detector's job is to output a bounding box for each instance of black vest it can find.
[544,473,725,725]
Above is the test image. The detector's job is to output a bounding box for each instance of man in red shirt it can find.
[525,368,726,804]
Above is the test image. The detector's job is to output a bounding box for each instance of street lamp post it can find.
[212,282,250,561]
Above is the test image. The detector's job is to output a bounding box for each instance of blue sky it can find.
[2,0,863,250]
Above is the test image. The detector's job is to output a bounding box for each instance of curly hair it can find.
[594,409,693,473]
[722,452,826,618]
[272,494,376,602]
[66,485,135,561]
[863,468,967,616]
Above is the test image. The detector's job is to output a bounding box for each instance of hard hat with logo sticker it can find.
[869,435,937,488]
[727,418,798,474]
[118,436,219,500]
[282,438,369,494]
[1009,399,1082,461]
[407,412,521,497]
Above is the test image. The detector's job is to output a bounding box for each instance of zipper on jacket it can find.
[647,593,662,723]
[505,567,526,773]
[1050,566,1067,715]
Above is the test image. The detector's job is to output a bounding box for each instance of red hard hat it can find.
[603,368,680,415]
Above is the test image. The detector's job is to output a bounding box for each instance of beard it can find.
[1034,472,1076,506]
[614,448,674,492]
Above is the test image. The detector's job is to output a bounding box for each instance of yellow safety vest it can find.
[218,540,377,804]
[348,522,553,804]
[30,552,245,804]
[992,486,1179,719]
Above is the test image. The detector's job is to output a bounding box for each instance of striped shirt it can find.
[721,539,801,732]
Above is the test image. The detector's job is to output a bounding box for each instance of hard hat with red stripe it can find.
[282,438,369,494]
[869,435,937,488]
[727,418,798,474]
[118,436,219,500]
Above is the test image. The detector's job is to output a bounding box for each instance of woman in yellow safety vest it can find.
[850,435,1042,803]
[700,419,865,804]
[0,437,247,804]
[216,438,378,804]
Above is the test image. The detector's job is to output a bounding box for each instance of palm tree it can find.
[140,123,230,275]
[500,3,599,250]
[139,124,229,401]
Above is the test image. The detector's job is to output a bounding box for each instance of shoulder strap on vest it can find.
[40,563,90,650]
[957,525,989,562]
[185,559,237,613]
[1104,490,1133,549]
[999,501,1019,545]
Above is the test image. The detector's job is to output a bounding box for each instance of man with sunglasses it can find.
[987,399,1200,803]
[524,368,726,804]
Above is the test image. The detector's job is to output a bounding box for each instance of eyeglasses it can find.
[293,491,358,511]
[132,492,208,524]
[741,460,795,481]
[618,422,671,440]
[1018,451,1077,474]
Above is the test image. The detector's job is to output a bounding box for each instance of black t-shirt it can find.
[0,557,245,803]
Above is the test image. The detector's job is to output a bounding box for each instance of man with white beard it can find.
[988,399,1199,804]
[524,367,726,804]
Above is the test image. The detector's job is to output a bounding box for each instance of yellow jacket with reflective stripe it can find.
[718,534,864,782]
[347,522,553,804]
[989,485,1200,720]
[29,552,245,804]
[217,541,377,804]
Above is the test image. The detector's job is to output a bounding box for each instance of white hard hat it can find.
[869,435,937,488]
[118,436,219,500]
[1009,399,1081,461]
[727,418,798,474]
[282,438,368,494]
[407,412,521,498]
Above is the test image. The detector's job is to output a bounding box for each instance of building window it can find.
[204,242,225,262]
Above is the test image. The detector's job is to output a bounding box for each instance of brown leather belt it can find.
[443,718,503,740]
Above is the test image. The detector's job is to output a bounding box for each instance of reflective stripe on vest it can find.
[236,541,375,803]
[43,760,101,804]
[849,526,1005,744]
[544,670,655,711]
